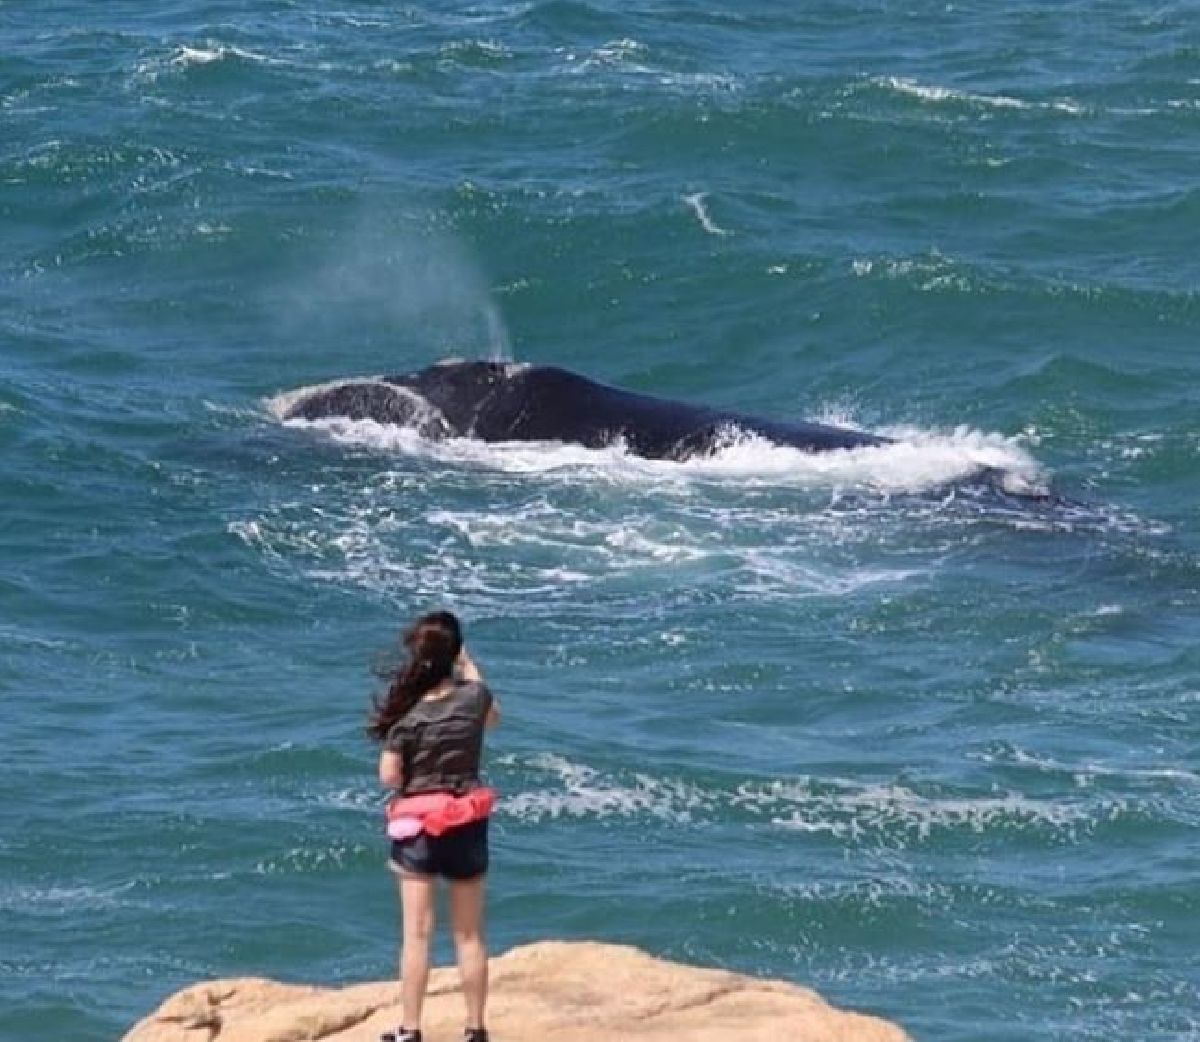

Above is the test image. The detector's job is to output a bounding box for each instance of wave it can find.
[0,880,141,915]
[267,386,1045,497]
[556,35,741,94]
[436,38,515,69]
[867,76,1085,116]
[170,44,279,69]
[683,192,732,237]
[848,249,1200,323]
[134,42,286,84]
[494,753,1132,848]
[499,753,707,824]
[977,743,1200,789]
[242,381,1124,607]
[0,624,69,650]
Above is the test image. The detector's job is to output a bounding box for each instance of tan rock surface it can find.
[123,940,909,1042]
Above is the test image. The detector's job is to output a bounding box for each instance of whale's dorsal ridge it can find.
[277,378,451,438]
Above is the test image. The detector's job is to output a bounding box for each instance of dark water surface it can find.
[3,3,1198,1040]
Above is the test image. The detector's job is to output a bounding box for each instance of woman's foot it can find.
[464,1029,489,1042]
[381,1029,422,1042]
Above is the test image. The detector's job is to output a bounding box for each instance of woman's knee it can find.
[402,904,436,946]
[400,875,437,939]
[449,881,486,939]
[452,920,485,946]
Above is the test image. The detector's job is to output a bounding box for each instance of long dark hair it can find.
[367,610,463,742]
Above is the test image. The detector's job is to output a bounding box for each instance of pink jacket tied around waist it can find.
[385,787,497,841]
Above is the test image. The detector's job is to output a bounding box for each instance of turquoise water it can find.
[3,3,1198,1040]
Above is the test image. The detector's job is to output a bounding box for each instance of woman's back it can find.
[387,681,493,797]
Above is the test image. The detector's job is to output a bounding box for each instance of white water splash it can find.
[499,753,712,824]
[272,401,1045,497]
[265,378,451,437]
[133,42,286,84]
[978,745,1200,788]
[171,44,280,68]
[683,192,732,237]
[872,76,1084,115]
[494,754,1121,847]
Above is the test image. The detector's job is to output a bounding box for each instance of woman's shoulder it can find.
[383,714,412,747]
[455,678,492,706]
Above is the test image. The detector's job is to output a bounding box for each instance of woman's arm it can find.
[459,646,501,727]
[456,646,484,683]
[378,748,403,789]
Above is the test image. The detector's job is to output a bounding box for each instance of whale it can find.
[278,360,893,460]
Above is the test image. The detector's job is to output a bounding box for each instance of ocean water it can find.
[2,2,1198,1040]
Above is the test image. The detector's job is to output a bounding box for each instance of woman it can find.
[368,610,501,1042]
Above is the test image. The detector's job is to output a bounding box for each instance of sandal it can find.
[381,1030,422,1042]
[464,1030,489,1042]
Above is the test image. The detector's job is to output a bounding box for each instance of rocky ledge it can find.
[123,940,909,1042]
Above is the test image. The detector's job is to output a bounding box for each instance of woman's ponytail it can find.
[367,611,463,741]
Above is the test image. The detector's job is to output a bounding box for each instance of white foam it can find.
[0,624,67,650]
[173,46,227,66]
[498,753,713,824]
[732,553,919,597]
[873,76,1084,116]
[428,501,707,563]
[584,37,651,71]
[850,253,976,294]
[0,881,139,913]
[265,378,372,421]
[438,38,512,61]
[136,43,284,83]
[683,192,732,237]
[735,778,1107,843]
[274,407,1044,496]
[319,787,383,813]
[563,39,739,93]
[880,75,1028,109]
[979,746,1200,788]
[194,221,231,238]
[495,754,1118,844]
[245,388,1073,604]
[171,44,279,68]
[265,379,451,438]
[253,843,368,875]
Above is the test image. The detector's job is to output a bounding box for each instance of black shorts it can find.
[389,819,489,880]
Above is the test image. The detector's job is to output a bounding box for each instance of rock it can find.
[122,940,909,1042]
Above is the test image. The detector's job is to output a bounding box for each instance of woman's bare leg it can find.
[398,872,437,1031]
[449,874,488,1030]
